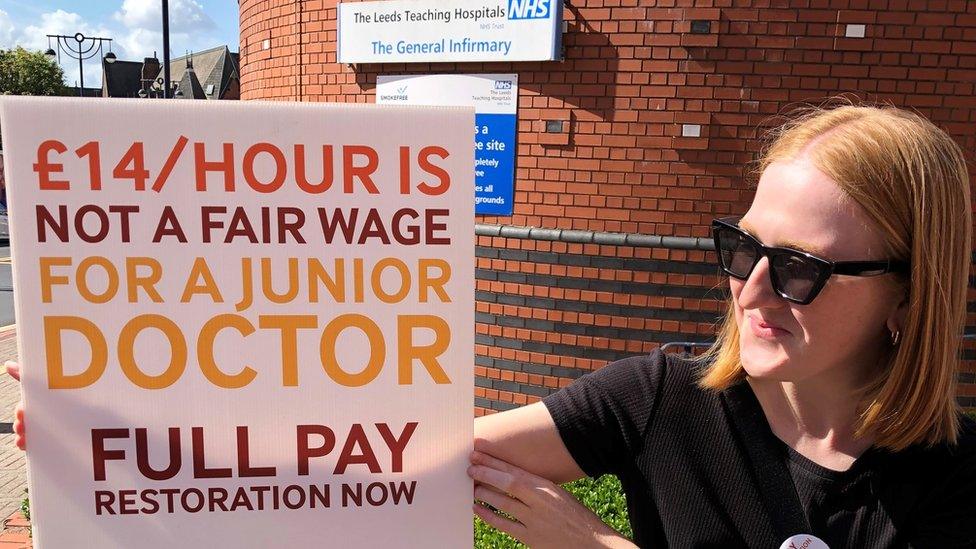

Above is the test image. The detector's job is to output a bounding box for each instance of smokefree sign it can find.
[0,97,474,548]
[377,74,517,215]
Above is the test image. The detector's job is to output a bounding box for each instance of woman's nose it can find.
[735,256,785,309]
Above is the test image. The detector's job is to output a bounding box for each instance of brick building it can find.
[237,0,976,413]
[102,46,240,99]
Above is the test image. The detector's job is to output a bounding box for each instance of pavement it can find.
[0,325,24,519]
[0,221,26,520]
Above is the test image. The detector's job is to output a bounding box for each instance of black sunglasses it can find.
[711,217,909,305]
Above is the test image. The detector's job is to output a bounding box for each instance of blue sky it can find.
[0,0,240,87]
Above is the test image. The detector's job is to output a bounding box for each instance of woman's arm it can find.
[470,402,637,549]
[473,401,586,484]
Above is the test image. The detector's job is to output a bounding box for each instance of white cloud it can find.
[113,0,222,69]
[22,10,113,50]
[115,26,160,60]
[0,10,16,49]
[114,27,224,64]
[114,0,215,33]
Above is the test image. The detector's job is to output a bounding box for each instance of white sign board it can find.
[0,97,474,548]
[377,74,517,215]
[339,0,562,63]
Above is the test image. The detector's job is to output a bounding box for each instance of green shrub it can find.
[474,475,631,548]
[20,489,28,522]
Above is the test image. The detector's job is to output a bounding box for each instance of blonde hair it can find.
[698,99,973,450]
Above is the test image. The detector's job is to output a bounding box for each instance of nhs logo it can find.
[508,0,550,19]
[494,80,513,90]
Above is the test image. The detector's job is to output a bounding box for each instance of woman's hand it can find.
[5,361,25,451]
[468,440,636,549]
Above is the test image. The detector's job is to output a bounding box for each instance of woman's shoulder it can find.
[581,348,709,397]
[944,412,976,463]
[547,349,716,437]
[924,413,976,471]
[878,413,976,479]
[955,413,976,451]
[887,414,976,545]
[902,413,976,460]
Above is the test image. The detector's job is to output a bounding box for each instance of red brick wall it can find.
[239,0,976,413]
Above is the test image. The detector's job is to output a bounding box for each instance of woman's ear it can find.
[885,291,909,336]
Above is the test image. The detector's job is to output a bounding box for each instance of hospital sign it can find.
[338,0,563,64]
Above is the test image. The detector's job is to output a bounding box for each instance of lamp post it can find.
[45,33,115,97]
[162,0,171,98]
[139,76,166,98]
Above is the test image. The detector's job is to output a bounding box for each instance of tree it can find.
[0,47,65,96]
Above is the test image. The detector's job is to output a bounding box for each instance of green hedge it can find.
[474,475,632,548]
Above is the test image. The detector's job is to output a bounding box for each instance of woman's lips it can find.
[748,314,792,339]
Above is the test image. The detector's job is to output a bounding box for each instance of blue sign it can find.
[474,113,516,215]
[507,0,551,19]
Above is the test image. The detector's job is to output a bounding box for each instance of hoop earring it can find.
[890,330,901,346]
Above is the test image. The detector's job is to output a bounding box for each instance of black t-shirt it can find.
[542,350,976,548]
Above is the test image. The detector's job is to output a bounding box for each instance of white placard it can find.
[0,96,474,548]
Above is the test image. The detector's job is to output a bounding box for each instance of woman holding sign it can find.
[11,103,976,547]
[466,103,976,548]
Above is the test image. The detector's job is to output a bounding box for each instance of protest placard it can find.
[0,97,474,548]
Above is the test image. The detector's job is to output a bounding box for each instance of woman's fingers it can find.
[468,462,518,495]
[472,501,528,540]
[7,363,24,451]
[468,444,635,548]
[470,449,550,502]
[468,453,632,549]
[13,403,24,450]
[470,449,536,480]
[473,483,529,519]
[5,361,20,382]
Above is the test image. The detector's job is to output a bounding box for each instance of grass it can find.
[19,488,30,537]
[474,475,631,548]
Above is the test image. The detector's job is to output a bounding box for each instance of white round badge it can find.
[778,534,830,549]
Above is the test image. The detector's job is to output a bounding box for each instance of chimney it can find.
[141,54,161,84]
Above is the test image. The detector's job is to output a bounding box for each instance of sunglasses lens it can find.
[717,227,758,279]
[771,254,822,302]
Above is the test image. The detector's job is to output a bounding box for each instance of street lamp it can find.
[162,0,171,98]
[46,33,115,97]
[138,76,166,99]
